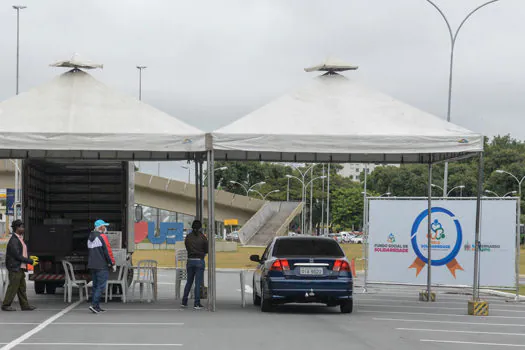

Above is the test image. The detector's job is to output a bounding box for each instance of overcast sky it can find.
[0,0,523,181]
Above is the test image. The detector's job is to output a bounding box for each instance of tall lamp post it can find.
[249,189,280,200]
[495,169,524,301]
[287,164,316,233]
[230,181,265,197]
[484,190,517,197]
[431,184,465,197]
[13,5,26,220]
[425,0,502,196]
[286,175,326,234]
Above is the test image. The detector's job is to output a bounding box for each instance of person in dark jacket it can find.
[182,220,208,310]
[2,220,36,311]
[87,219,115,314]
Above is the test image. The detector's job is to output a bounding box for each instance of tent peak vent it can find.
[50,53,103,70]
[304,57,358,73]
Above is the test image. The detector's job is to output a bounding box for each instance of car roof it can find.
[274,236,337,242]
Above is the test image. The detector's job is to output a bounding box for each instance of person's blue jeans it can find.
[91,269,109,307]
[182,259,205,306]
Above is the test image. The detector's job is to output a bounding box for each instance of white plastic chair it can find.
[0,261,8,300]
[131,260,157,302]
[62,261,88,303]
[174,249,197,300]
[105,264,129,303]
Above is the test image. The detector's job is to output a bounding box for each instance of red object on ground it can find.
[134,222,149,244]
[350,258,356,278]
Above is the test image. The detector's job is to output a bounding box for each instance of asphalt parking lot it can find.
[1,270,524,349]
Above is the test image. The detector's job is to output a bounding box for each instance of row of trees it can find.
[212,135,525,230]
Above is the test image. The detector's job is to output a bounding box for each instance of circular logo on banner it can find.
[409,207,464,278]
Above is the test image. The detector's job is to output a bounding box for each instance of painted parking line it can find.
[374,317,525,327]
[356,294,518,304]
[356,298,525,308]
[11,343,183,347]
[358,303,525,313]
[69,308,183,312]
[397,327,525,337]
[361,310,525,319]
[0,300,81,350]
[420,339,525,347]
[51,322,184,326]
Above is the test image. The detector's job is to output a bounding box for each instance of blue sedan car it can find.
[250,236,353,313]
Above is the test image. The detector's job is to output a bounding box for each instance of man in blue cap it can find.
[87,219,116,313]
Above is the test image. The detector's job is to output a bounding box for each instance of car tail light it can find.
[333,260,351,272]
[270,259,290,272]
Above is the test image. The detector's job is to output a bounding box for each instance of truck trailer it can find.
[22,159,135,294]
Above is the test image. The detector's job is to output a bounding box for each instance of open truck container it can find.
[22,159,135,294]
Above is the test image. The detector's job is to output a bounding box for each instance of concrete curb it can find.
[483,289,525,301]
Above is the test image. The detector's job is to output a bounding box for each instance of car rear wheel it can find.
[260,287,272,312]
[340,299,353,314]
[253,281,261,306]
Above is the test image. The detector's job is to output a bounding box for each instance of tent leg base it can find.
[419,290,436,302]
[468,300,489,316]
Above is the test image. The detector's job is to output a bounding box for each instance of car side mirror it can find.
[250,254,261,263]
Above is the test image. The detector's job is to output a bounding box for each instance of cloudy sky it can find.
[0,0,523,181]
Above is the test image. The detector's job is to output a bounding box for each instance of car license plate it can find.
[300,267,323,276]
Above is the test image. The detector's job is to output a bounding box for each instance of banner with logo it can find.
[368,199,516,287]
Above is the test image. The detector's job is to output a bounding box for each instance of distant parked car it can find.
[226,231,240,242]
[340,232,357,243]
[328,233,343,243]
[350,236,363,244]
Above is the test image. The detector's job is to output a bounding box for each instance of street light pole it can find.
[495,169,524,301]
[136,66,147,101]
[327,164,331,233]
[425,0,502,196]
[321,164,325,235]
[309,166,314,234]
[13,5,26,218]
[13,5,26,95]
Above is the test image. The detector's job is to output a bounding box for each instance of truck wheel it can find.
[34,282,45,294]
[46,283,57,294]
[340,299,353,314]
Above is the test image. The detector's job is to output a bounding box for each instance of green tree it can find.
[330,186,378,230]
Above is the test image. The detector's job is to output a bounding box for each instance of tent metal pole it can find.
[427,161,433,301]
[195,160,200,221]
[321,164,325,235]
[327,164,330,232]
[473,152,484,301]
[207,150,216,311]
[363,164,368,293]
[199,159,204,222]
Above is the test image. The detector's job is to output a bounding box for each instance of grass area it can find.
[133,244,366,270]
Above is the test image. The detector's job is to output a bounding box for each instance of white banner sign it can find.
[368,199,516,287]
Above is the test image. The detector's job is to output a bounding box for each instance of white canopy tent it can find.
[0,67,206,160]
[206,60,485,311]
[212,68,482,163]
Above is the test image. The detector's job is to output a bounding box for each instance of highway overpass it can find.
[0,160,264,224]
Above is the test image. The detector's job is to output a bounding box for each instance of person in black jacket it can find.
[182,220,208,310]
[87,219,115,314]
[2,220,36,311]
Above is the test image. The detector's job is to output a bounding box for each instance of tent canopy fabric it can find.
[0,69,206,160]
[211,72,483,164]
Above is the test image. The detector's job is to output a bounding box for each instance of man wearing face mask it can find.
[2,220,36,311]
[87,219,115,314]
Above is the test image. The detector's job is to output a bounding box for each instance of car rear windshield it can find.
[273,239,344,258]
